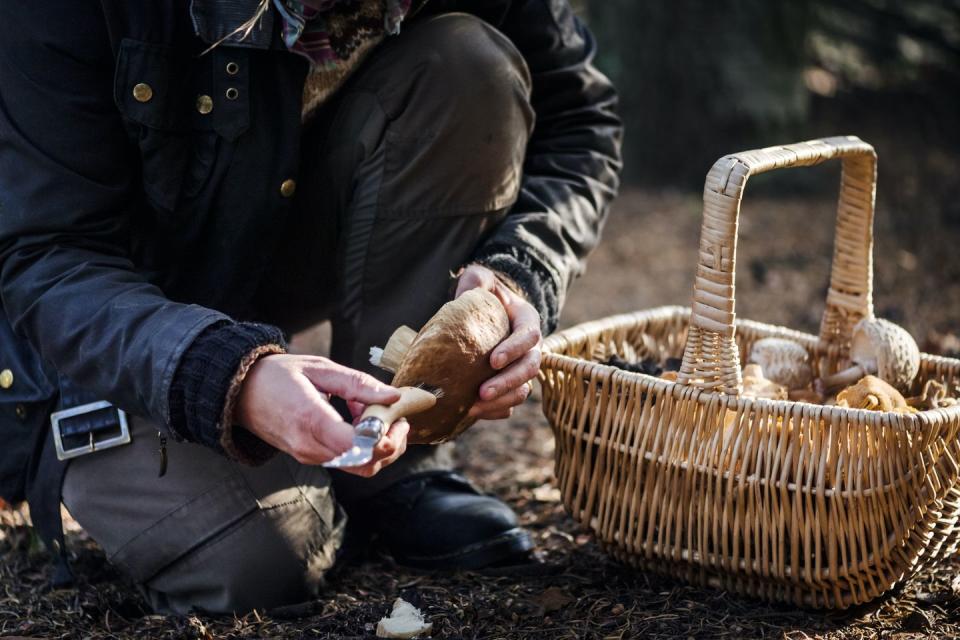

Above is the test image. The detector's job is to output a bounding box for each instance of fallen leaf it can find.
[532,484,561,502]
[532,586,574,614]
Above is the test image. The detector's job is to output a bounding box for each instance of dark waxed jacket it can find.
[0,0,622,503]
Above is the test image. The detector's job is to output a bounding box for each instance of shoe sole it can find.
[390,527,534,571]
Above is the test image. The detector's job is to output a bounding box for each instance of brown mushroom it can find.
[740,364,788,400]
[836,374,914,413]
[748,337,813,390]
[819,318,920,393]
[370,288,511,444]
[906,379,959,410]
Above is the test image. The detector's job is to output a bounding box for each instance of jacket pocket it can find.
[114,39,248,215]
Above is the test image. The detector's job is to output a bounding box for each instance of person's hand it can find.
[455,263,542,420]
[338,408,410,479]
[235,354,407,476]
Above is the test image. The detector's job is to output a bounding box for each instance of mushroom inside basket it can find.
[537,137,960,610]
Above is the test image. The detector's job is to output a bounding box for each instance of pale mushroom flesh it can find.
[820,317,920,393]
[376,598,433,639]
[748,337,813,391]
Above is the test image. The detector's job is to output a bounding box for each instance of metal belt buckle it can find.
[51,400,131,461]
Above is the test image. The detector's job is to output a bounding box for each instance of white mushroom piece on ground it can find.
[740,364,788,400]
[748,337,813,390]
[369,288,511,444]
[819,317,920,393]
[376,598,433,639]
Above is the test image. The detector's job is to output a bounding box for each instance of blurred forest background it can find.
[580,0,959,192]
[564,0,960,342]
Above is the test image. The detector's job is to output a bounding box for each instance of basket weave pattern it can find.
[539,137,960,608]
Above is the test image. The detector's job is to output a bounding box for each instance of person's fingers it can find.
[376,419,409,463]
[303,361,400,405]
[470,382,531,417]
[288,391,355,465]
[347,400,366,420]
[490,302,541,370]
[342,419,409,477]
[454,265,543,370]
[480,348,541,401]
[455,264,497,298]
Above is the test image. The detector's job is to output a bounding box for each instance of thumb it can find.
[302,390,356,454]
[347,400,366,420]
[455,264,497,297]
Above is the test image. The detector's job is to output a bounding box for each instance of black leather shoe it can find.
[358,471,534,570]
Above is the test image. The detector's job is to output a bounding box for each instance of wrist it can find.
[223,347,283,443]
[168,321,287,465]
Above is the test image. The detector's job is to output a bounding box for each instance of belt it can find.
[51,399,130,461]
[28,380,130,587]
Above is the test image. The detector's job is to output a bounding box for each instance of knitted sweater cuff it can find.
[472,245,560,335]
[168,321,287,465]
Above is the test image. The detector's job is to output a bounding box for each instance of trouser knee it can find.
[63,418,345,615]
[372,12,535,214]
[142,502,343,614]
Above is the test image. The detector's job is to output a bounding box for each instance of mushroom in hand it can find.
[370,288,511,444]
[819,318,920,393]
[748,337,813,390]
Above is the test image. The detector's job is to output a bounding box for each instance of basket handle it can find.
[677,136,877,394]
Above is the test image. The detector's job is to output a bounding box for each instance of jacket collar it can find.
[190,0,277,49]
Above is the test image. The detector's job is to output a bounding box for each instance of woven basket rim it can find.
[541,305,960,427]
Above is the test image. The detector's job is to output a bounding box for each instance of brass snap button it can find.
[0,369,12,389]
[132,82,153,103]
[196,94,214,115]
[280,179,297,198]
[226,61,240,76]
[15,404,26,420]
[225,87,239,100]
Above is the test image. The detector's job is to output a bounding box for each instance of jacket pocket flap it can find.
[115,39,200,132]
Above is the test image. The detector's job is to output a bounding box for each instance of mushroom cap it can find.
[391,288,511,444]
[748,337,813,390]
[850,318,920,392]
[740,363,788,400]
[836,374,911,412]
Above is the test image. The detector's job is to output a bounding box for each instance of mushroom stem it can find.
[819,364,868,392]
[371,325,417,373]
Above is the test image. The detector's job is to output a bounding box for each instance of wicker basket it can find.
[539,136,960,608]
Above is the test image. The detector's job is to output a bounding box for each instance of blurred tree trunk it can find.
[585,1,812,185]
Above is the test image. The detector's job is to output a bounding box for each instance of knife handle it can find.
[360,386,438,426]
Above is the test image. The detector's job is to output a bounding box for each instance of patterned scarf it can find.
[273,0,412,69]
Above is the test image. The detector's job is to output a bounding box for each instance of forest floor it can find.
[2,187,960,639]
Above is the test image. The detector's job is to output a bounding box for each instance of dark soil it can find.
[2,187,960,639]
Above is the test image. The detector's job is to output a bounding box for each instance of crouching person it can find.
[0,0,621,614]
